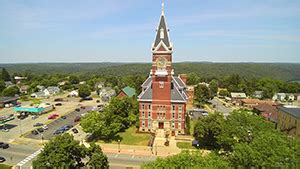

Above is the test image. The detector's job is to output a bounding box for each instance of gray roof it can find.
[171,89,186,102]
[141,76,152,87]
[0,97,19,103]
[153,14,170,48]
[138,77,187,103]
[278,106,300,119]
[173,76,185,88]
[138,87,152,100]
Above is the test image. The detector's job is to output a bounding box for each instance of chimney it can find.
[179,74,187,84]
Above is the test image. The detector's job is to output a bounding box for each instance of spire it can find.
[152,0,171,50]
[162,0,165,15]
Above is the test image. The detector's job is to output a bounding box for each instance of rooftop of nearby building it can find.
[121,86,136,97]
[278,106,300,119]
[0,97,19,103]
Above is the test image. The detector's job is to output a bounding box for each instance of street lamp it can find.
[118,139,121,153]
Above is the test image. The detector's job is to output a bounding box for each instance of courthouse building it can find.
[138,3,188,136]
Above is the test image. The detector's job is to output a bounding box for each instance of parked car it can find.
[53,129,64,135]
[0,142,9,149]
[33,122,43,127]
[54,98,63,102]
[55,103,62,106]
[37,128,44,133]
[61,115,67,119]
[32,115,38,120]
[42,125,48,130]
[31,130,39,135]
[72,128,78,134]
[80,106,86,109]
[75,108,80,112]
[1,128,9,132]
[48,114,59,119]
[96,100,100,103]
[74,116,81,122]
[45,103,51,105]
[0,156,6,163]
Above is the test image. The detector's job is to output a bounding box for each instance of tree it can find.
[32,134,87,168]
[209,79,218,96]
[231,130,300,168]
[194,84,211,107]
[1,68,11,81]
[87,143,109,168]
[193,113,225,149]
[142,151,231,168]
[78,84,91,98]
[69,75,79,84]
[2,86,19,96]
[0,80,5,93]
[186,73,200,85]
[219,89,229,97]
[81,96,139,140]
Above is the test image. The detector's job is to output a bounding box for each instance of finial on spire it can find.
[161,0,165,15]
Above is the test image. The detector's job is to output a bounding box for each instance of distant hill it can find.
[0,62,299,81]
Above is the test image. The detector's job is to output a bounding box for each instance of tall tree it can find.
[209,79,218,96]
[32,134,87,168]
[1,68,11,81]
[78,84,91,98]
[87,143,109,168]
[2,86,19,97]
[194,84,211,107]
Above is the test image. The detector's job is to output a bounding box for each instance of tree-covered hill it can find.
[0,62,299,81]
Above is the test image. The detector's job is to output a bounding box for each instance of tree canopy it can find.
[32,134,109,168]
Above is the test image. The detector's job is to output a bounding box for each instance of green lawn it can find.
[0,164,12,169]
[98,126,151,146]
[176,142,196,149]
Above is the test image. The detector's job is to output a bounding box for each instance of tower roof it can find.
[152,2,171,50]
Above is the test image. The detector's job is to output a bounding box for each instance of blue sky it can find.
[0,0,300,63]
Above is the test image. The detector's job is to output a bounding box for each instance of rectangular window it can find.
[159,81,164,88]
[172,105,175,111]
[148,112,151,118]
[142,111,145,117]
[178,105,182,112]
[178,122,181,129]
[172,113,175,119]
[148,105,151,110]
[142,104,145,110]
[178,112,182,119]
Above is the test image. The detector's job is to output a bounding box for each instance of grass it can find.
[190,120,197,135]
[176,142,196,149]
[97,126,151,146]
[0,164,12,169]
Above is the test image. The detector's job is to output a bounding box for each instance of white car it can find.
[42,125,48,130]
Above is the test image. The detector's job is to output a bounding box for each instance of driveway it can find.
[209,97,233,116]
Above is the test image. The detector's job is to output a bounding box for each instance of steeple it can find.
[152,0,172,51]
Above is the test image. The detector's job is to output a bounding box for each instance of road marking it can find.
[114,154,118,158]
[131,155,135,159]
[16,148,42,167]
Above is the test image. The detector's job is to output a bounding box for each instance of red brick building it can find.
[138,3,188,136]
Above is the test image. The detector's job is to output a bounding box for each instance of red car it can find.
[48,113,59,119]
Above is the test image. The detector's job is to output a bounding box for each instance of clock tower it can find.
[138,2,188,136]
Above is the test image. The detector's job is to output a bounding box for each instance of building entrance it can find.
[158,122,164,129]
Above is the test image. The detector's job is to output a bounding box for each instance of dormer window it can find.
[160,28,164,39]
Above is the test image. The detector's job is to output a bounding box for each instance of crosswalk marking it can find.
[16,148,43,167]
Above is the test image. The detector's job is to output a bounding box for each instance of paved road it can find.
[0,143,39,166]
[209,97,233,116]
[0,144,156,168]
[25,106,93,140]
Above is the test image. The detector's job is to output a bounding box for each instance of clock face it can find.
[156,57,167,69]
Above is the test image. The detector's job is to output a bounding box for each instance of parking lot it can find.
[0,94,103,143]
[25,106,92,140]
